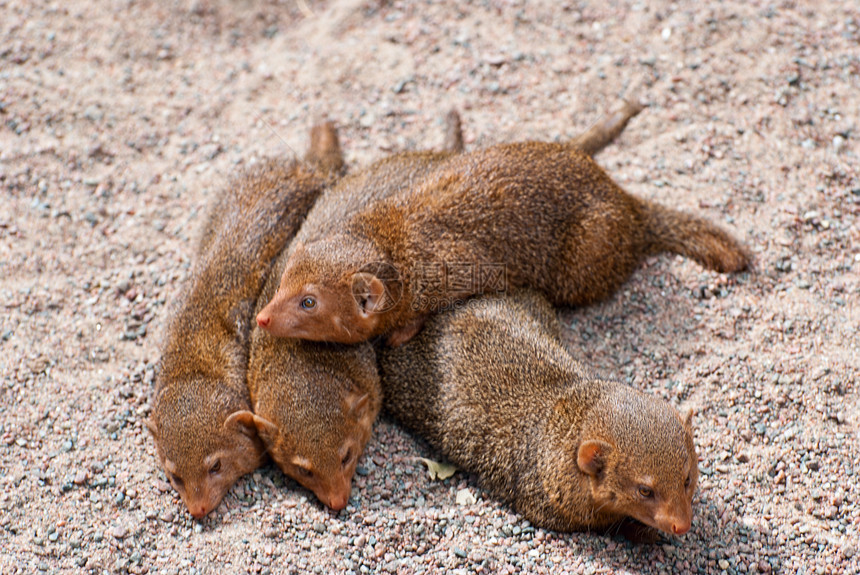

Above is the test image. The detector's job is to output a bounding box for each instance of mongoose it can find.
[239,246,382,511]
[147,123,341,519]
[378,290,698,540]
[242,111,468,510]
[256,105,749,346]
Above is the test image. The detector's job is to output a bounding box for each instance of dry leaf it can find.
[455,488,476,506]
[418,457,457,481]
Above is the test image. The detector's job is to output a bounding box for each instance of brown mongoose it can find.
[377,290,698,540]
[239,246,382,511]
[147,123,341,519]
[242,111,468,510]
[256,110,750,346]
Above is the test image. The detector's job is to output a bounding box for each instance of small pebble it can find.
[832,135,845,152]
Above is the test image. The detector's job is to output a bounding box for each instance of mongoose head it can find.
[256,237,392,344]
[147,383,266,519]
[567,386,698,538]
[247,340,381,511]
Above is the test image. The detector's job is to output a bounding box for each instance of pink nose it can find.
[328,493,348,511]
[257,314,270,328]
[672,522,690,535]
[190,504,209,519]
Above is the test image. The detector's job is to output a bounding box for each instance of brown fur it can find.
[259,103,749,346]
[246,112,466,510]
[378,290,698,539]
[148,124,338,518]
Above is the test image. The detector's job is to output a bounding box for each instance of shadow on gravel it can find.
[558,261,752,392]
[371,420,784,574]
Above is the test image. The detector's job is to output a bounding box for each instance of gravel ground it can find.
[1,0,859,573]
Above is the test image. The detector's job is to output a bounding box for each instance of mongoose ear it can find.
[683,408,695,430]
[351,273,386,316]
[224,410,259,439]
[145,418,158,438]
[577,440,613,477]
[347,392,371,420]
[248,413,280,444]
[385,316,427,346]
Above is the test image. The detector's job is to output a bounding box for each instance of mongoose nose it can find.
[190,504,209,519]
[328,493,348,511]
[672,522,690,535]
[256,314,270,328]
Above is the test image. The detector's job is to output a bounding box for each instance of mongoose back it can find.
[257,101,694,346]
[245,111,468,510]
[147,123,341,518]
[378,290,698,540]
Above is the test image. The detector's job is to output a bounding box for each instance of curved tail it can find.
[568,100,644,157]
[639,199,751,273]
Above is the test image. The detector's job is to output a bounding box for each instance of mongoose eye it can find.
[297,466,314,478]
[170,473,184,488]
[341,449,353,467]
[684,475,691,488]
[638,486,654,499]
[300,296,316,311]
[209,460,221,475]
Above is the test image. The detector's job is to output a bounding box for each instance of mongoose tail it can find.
[444,108,464,153]
[306,121,346,181]
[568,99,644,156]
[568,97,749,274]
[639,198,751,273]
